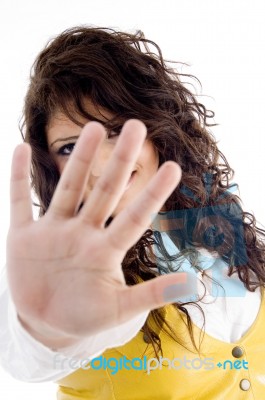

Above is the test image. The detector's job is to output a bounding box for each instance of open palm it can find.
[6,120,189,347]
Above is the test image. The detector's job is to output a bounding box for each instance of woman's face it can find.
[46,104,159,217]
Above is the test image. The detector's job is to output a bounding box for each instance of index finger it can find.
[48,122,106,219]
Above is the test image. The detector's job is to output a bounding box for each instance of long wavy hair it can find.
[20,26,265,356]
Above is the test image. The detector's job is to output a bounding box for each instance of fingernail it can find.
[163,273,198,302]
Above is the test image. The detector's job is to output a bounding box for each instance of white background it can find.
[0,0,265,398]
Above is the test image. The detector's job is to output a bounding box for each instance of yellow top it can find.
[57,290,265,399]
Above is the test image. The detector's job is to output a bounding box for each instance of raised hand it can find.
[6,119,193,348]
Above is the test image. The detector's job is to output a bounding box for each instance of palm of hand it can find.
[7,120,186,342]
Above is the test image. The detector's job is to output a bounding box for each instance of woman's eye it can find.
[57,143,76,156]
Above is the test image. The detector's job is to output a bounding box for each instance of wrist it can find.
[18,313,80,350]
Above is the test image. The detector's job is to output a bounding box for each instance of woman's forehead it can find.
[47,100,114,141]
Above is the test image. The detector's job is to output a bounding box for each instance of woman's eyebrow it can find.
[50,135,79,147]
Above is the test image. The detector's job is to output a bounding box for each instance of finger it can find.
[117,272,198,322]
[79,120,147,226]
[106,161,182,252]
[48,122,106,219]
[10,143,33,227]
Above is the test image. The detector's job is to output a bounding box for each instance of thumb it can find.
[118,272,198,322]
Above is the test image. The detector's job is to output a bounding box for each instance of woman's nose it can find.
[89,145,112,186]
[91,147,110,176]
[91,160,103,177]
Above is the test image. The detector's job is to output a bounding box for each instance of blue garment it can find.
[154,232,247,301]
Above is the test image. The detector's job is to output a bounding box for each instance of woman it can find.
[1,26,265,399]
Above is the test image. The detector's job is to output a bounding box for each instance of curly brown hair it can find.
[20,26,265,357]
